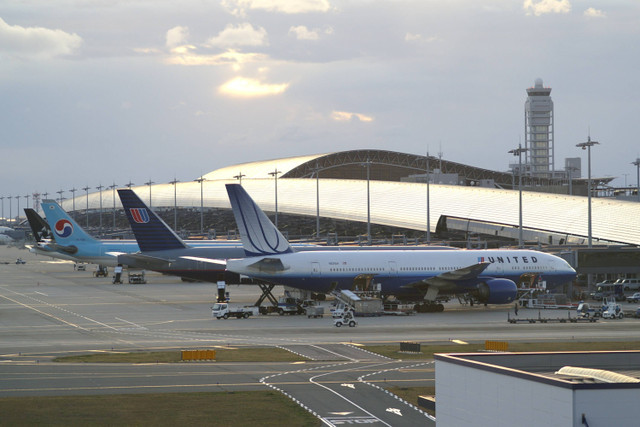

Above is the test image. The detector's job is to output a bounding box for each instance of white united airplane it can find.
[222,184,577,311]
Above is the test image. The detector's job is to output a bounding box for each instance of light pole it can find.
[509,144,528,248]
[82,186,90,227]
[15,195,20,223]
[566,166,578,196]
[108,182,117,230]
[426,152,431,244]
[8,195,12,225]
[362,158,372,245]
[576,136,599,248]
[0,196,4,224]
[194,177,205,234]
[169,178,180,231]
[69,187,77,218]
[56,190,64,204]
[23,194,29,210]
[233,172,245,186]
[125,181,135,189]
[268,169,281,227]
[96,184,104,234]
[633,158,640,202]
[144,179,154,209]
[315,161,320,239]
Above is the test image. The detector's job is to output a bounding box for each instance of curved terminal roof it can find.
[63,150,640,246]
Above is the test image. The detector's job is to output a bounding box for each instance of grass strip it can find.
[0,391,320,427]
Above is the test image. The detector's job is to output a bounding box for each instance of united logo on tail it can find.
[130,208,150,224]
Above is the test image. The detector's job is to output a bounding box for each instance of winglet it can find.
[118,189,187,252]
[41,200,98,245]
[225,184,292,256]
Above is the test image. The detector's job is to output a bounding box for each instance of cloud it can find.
[223,0,331,15]
[584,7,605,18]
[218,77,289,97]
[289,26,318,40]
[0,17,82,59]
[404,33,440,43]
[205,23,268,48]
[165,49,267,67]
[523,0,571,16]
[166,26,190,48]
[331,111,374,122]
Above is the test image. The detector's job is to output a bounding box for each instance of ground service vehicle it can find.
[614,278,640,291]
[577,302,601,318]
[590,283,624,301]
[627,293,640,303]
[601,302,624,319]
[259,296,304,315]
[212,303,254,319]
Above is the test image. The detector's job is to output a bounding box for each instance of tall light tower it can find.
[96,184,104,234]
[144,179,154,209]
[82,186,90,227]
[509,144,528,248]
[15,195,20,223]
[633,158,640,202]
[0,196,4,224]
[108,182,117,229]
[268,169,281,227]
[362,158,372,245]
[315,161,321,239]
[169,178,180,231]
[576,136,599,248]
[69,187,77,217]
[8,195,12,225]
[425,152,431,244]
[233,172,245,186]
[23,194,29,209]
[194,177,205,234]
[56,190,64,204]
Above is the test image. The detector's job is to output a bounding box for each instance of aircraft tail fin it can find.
[118,189,187,252]
[41,200,98,245]
[225,184,293,256]
[24,208,53,242]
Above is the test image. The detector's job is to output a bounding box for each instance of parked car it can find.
[627,293,640,303]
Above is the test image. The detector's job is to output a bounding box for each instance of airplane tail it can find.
[225,184,293,256]
[41,200,99,245]
[24,208,53,242]
[118,189,187,252]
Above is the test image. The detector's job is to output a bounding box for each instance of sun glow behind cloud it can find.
[219,77,289,97]
[331,111,374,122]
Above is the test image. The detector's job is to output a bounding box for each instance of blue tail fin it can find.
[41,200,99,245]
[225,184,292,256]
[118,189,187,252]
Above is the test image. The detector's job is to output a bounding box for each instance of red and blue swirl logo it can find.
[54,219,73,238]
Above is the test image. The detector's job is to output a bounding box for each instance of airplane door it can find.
[311,262,320,276]
[388,261,397,277]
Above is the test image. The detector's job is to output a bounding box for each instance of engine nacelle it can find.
[476,278,517,304]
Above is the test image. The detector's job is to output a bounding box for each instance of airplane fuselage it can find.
[227,249,576,299]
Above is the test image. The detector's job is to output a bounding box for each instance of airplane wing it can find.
[118,253,176,269]
[402,262,491,291]
[179,256,227,267]
[246,257,288,273]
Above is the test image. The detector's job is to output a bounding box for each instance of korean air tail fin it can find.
[41,200,99,245]
[225,184,293,256]
[117,189,187,252]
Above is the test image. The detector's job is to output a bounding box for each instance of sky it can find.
[1,0,639,204]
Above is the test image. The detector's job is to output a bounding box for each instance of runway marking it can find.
[0,288,118,331]
[34,291,48,296]
[0,292,88,331]
[451,339,468,344]
[115,317,147,330]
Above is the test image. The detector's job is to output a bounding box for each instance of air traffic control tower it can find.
[525,78,554,178]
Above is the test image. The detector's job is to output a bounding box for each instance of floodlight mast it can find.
[576,136,600,248]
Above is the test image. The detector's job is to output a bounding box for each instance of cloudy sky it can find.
[1,0,639,205]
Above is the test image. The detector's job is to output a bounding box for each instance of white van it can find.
[613,278,640,291]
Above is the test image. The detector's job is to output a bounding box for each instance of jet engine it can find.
[475,278,517,304]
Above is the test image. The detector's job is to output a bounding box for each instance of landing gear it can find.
[414,302,444,313]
